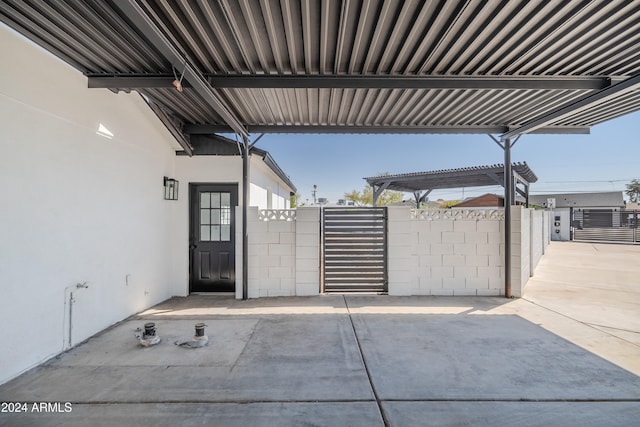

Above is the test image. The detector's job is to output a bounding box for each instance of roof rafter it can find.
[502,73,640,139]
[142,95,193,156]
[87,73,616,90]
[112,0,248,137]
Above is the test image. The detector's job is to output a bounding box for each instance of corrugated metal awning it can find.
[2,0,640,145]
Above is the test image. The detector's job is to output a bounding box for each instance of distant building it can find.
[529,191,626,242]
[452,193,527,209]
[453,193,504,208]
[529,192,625,210]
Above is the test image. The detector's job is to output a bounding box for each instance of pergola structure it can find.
[2,1,640,298]
[365,162,537,207]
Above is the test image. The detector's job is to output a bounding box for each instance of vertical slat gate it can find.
[322,207,388,293]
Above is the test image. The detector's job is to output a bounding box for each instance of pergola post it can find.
[413,189,432,208]
[372,182,391,207]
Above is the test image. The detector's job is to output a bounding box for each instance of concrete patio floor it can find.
[1,242,639,426]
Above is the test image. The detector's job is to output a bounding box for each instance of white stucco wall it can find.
[173,155,294,297]
[0,26,179,384]
[173,155,243,296]
[249,157,292,209]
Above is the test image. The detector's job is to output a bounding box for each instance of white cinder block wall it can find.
[245,207,320,298]
[245,206,548,299]
[0,26,179,384]
[294,208,321,296]
[530,210,545,276]
[387,207,505,296]
[511,206,531,297]
[388,206,548,297]
[247,208,297,297]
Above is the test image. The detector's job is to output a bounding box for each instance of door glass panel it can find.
[211,193,221,208]
[221,225,231,241]
[221,208,231,225]
[221,192,231,208]
[200,225,210,241]
[200,192,211,208]
[211,209,221,225]
[197,191,231,242]
[211,225,221,241]
[200,209,211,225]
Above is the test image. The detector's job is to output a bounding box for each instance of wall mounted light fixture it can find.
[164,176,179,200]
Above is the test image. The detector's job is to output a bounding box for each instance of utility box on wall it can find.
[550,208,571,241]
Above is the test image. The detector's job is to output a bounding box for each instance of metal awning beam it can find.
[143,96,193,156]
[88,75,190,89]
[112,1,248,138]
[87,74,614,90]
[185,124,590,135]
[502,74,640,140]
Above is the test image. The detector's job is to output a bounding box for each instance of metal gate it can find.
[322,207,388,293]
[572,209,639,243]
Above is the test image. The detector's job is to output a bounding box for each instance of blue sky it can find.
[255,110,640,204]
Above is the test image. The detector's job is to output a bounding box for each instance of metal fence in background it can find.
[572,209,639,243]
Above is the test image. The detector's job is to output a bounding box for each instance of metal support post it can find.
[503,138,512,298]
[242,135,250,300]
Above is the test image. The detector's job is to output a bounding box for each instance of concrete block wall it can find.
[543,210,551,248]
[244,206,548,299]
[510,207,550,297]
[294,207,321,296]
[530,209,544,274]
[247,208,297,297]
[387,207,505,296]
[510,206,530,297]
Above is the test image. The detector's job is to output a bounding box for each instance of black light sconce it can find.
[163,176,179,200]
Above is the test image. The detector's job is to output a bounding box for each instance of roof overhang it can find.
[2,1,640,144]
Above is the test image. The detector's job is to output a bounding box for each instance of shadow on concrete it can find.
[1,294,639,427]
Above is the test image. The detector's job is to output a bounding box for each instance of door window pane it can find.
[211,225,221,241]
[211,209,221,225]
[221,225,231,241]
[200,209,211,225]
[211,193,221,208]
[198,191,232,242]
[200,225,210,241]
[221,192,231,208]
[221,208,231,225]
[200,192,211,208]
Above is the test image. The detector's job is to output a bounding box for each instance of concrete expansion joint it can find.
[343,295,390,427]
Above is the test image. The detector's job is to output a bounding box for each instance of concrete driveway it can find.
[1,242,639,426]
